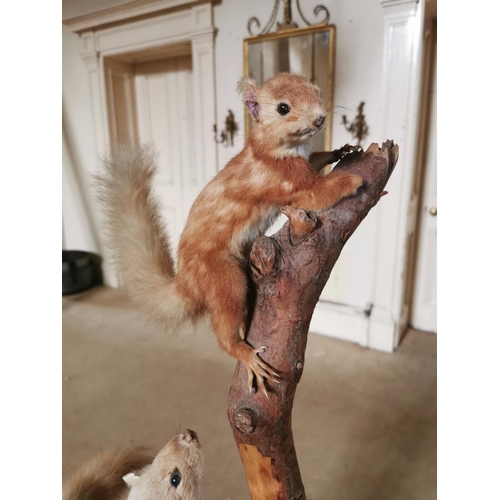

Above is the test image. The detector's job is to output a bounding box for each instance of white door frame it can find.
[409,17,437,333]
[65,0,217,175]
[64,0,218,285]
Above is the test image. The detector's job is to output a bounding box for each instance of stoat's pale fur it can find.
[63,430,204,500]
[97,73,363,395]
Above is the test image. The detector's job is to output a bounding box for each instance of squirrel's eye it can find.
[170,470,181,488]
[277,102,290,116]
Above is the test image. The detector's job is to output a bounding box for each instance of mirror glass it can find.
[244,25,335,151]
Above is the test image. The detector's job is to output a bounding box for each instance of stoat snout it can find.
[179,429,199,445]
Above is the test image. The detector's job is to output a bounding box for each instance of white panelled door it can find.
[134,55,196,254]
[410,33,437,334]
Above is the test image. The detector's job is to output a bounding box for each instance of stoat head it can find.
[125,429,204,500]
[239,73,327,157]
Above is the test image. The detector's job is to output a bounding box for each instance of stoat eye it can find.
[277,102,290,116]
[170,469,181,488]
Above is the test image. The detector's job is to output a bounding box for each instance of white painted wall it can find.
[62,24,103,255]
[62,0,386,311]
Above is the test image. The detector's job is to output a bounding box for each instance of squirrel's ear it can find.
[313,84,322,99]
[123,472,141,487]
[237,77,259,121]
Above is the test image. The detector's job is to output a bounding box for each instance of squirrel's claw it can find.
[245,346,280,398]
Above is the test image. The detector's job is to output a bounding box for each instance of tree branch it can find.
[227,140,399,499]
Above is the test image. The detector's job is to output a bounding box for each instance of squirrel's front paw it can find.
[327,171,364,203]
[332,144,363,162]
[344,143,363,154]
[342,173,364,196]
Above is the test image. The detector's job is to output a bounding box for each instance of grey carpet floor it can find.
[62,286,436,499]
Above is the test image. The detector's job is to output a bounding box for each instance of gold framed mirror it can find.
[243,24,335,152]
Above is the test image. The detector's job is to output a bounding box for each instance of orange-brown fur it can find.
[63,430,204,500]
[97,73,363,395]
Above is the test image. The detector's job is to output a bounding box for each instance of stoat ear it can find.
[123,472,141,487]
[237,77,260,121]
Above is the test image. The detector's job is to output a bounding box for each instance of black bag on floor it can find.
[62,250,103,295]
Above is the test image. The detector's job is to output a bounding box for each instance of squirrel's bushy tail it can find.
[63,449,152,500]
[96,145,188,330]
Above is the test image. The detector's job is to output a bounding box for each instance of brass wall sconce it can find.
[342,102,369,146]
[214,109,238,147]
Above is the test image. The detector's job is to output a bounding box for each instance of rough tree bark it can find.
[227,140,399,499]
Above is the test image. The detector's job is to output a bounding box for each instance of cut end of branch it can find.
[365,140,399,173]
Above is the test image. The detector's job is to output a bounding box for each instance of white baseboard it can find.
[367,316,396,352]
[309,301,396,353]
[309,301,368,346]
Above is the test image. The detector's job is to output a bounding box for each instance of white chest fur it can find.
[290,142,312,159]
[231,206,281,256]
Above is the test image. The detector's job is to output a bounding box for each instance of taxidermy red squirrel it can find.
[97,73,363,396]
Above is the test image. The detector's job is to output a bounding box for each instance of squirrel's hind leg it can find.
[207,264,278,397]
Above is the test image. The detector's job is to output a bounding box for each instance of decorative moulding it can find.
[380,0,419,10]
[73,2,217,160]
[63,0,213,34]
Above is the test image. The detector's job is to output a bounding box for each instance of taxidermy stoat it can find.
[97,72,363,396]
[63,429,204,500]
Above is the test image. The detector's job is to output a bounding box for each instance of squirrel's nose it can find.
[313,115,326,128]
